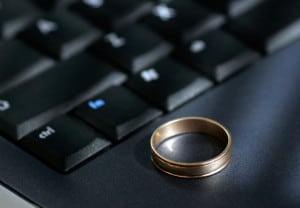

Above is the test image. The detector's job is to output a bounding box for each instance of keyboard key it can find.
[0,0,39,39]
[196,0,265,17]
[74,86,162,141]
[0,54,126,140]
[126,58,213,111]
[144,1,225,43]
[20,116,111,172]
[175,29,260,82]
[227,0,300,54]
[91,24,172,73]
[72,0,154,30]
[31,0,76,9]
[0,40,54,93]
[20,10,101,59]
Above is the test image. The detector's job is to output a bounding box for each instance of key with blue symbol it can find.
[74,86,162,141]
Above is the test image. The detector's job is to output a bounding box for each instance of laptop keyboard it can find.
[0,0,300,172]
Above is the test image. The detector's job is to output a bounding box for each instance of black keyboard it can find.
[1,0,300,172]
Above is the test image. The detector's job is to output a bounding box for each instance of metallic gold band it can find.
[150,117,232,178]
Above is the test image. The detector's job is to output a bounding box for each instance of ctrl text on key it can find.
[38,126,56,139]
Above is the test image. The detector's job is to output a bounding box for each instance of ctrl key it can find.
[20,116,111,172]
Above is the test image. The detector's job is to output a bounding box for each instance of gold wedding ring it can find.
[150,117,232,178]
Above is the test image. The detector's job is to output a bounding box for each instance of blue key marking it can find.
[88,99,105,110]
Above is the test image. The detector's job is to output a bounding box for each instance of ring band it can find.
[150,117,232,178]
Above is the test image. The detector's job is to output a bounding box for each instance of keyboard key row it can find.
[2,0,300,60]
[0,26,260,142]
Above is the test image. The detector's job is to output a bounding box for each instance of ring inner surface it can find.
[152,118,229,163]
[156,132,226,163]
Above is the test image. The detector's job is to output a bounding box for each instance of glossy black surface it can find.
[1,38,300,208]
[157,133,225,163]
